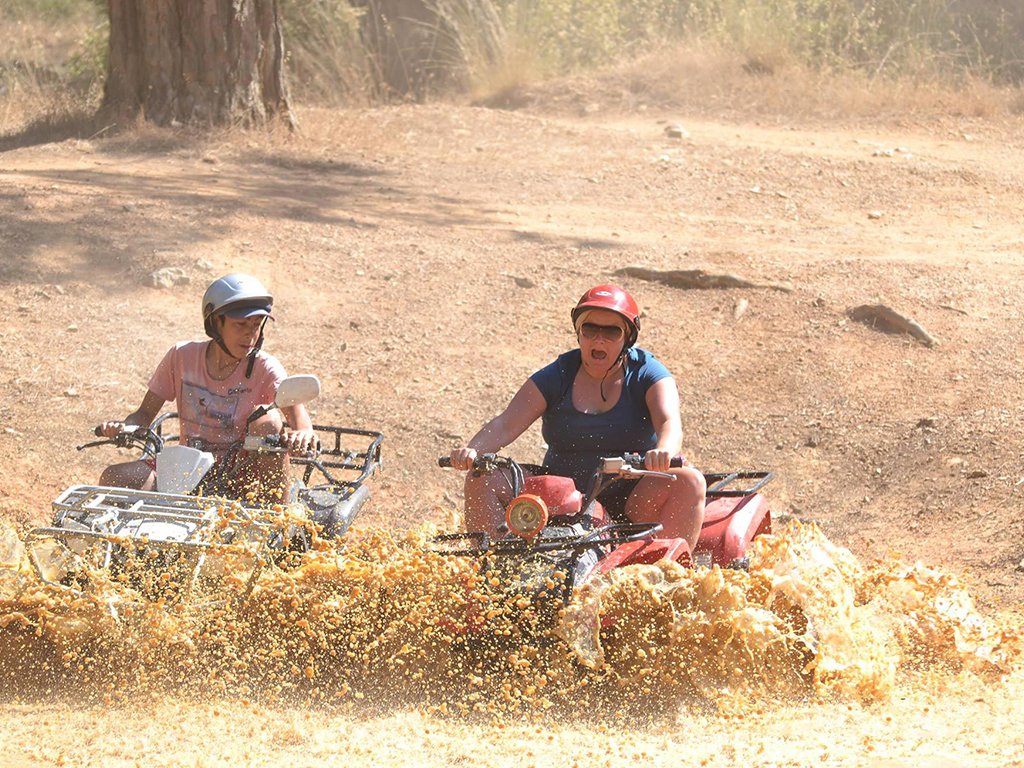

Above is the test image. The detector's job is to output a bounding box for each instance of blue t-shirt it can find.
[529,347,672,492]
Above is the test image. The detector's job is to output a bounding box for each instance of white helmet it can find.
[202,273,274,337]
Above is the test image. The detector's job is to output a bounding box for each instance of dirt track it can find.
[1,101,1024,767]
[3,103,1023,604]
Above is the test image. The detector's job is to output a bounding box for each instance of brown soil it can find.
[2,101,1024,614]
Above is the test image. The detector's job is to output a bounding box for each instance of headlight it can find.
[505,494,548,541]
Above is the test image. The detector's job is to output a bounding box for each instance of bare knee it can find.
[100,460,155,490]
[247,406,284,438]
[464,468,507,499]
[673,466,706,502]
[463,469,514,535]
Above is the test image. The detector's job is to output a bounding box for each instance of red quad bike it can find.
[435,454,773,604]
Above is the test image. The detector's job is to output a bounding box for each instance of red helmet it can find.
[571,284,640,347]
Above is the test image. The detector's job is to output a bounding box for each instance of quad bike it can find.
[434,454,773,605]
[25,375,383,607]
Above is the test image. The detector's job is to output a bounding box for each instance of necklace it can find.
[207,343,241,379]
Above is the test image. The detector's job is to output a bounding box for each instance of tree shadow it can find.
[511,229,622,251]
[0,124,624,289]
[0,158,384,287]
[0,110,108,153]
[0,132,516,288]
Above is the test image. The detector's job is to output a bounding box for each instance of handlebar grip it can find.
[438,456,453,468]
[622,453,686,468]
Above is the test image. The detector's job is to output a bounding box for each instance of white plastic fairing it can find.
[157,445,215,494]
[275,375,321,408]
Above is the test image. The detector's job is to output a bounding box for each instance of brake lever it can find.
[620,467,675,480]
[77,438,114,451]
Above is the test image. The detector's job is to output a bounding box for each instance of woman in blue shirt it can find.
[449,284,706,548]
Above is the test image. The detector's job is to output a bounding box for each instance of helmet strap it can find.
[598,352,627,402]
[210,317,267,379]
[213,336,238,360]
[245,320,268,379]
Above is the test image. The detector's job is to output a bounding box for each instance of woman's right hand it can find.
[96,421,126,438]
[448,447,478,471]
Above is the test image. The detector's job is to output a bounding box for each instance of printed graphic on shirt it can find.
[180,380,251,448]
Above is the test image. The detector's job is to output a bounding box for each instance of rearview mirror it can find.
[275,375,321,408]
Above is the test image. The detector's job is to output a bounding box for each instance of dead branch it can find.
[615,266,793,292]
[847,304,938,348]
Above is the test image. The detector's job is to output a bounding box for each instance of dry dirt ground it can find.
[1,95,1024,766]
[2,101,1023,605]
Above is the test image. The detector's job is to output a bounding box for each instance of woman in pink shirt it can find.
[97,273,316,501]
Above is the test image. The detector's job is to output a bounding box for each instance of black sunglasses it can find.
[579,322,625,341]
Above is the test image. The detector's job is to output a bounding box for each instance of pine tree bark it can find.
[102,0,294,128]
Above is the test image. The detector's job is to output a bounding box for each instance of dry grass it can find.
[3,2,1024,141]
[1,10,97,66]
[475,41,1024,127]
[279,0,376,106]
[0,9,103,138]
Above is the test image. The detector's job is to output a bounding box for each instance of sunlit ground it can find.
[2,520,1021,767]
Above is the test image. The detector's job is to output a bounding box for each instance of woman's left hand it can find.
[281,427,318,453]
[644,448,673,472]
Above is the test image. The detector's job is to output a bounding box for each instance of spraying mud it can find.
[2,519,1017,723]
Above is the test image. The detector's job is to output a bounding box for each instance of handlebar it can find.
[439,453,682,477]
[599,454,682,479]
[438,453,516,470]
[619,453,684,468]
[439,454,502,469]
[84,423,318,460]
[80,425,164,458]
[244,433,321,456]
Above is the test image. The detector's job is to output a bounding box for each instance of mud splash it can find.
[0,519,1018,720]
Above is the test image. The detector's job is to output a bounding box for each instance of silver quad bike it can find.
[25,375,383,609]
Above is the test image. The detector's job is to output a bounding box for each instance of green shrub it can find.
[66,15,109,85]
[487,0,1024,84]
[493,0,691,74]
[667,0,1024,82]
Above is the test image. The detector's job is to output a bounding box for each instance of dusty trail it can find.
[1,519,1020,766]
[2,677,1022,768]
[1,102,1023,765]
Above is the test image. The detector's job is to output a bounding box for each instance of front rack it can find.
[296,425,384,490]
[51,484,262,524]
[152,415,383,494]
[703,470,773,497]
[432,522,662,558]
[28,485,274,605]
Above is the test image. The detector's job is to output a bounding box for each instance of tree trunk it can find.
[102,0,294,128]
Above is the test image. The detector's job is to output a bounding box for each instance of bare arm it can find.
[281,403,312,431]
[98,390,165,437]
[450,379,547,469]
[644,377,683,471]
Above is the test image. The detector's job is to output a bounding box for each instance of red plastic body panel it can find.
[694,493,772,566]
[522,475,583,517]
[597,537,692,573]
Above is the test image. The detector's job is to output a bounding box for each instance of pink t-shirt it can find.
[148,341,286,453]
